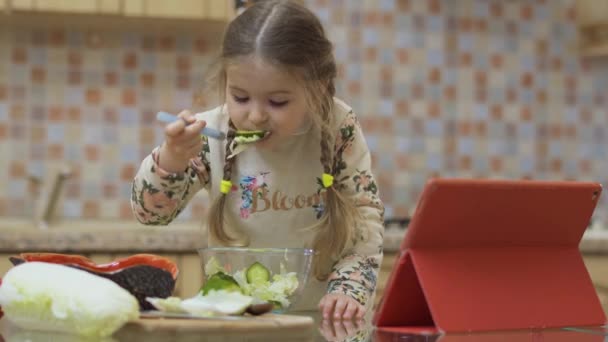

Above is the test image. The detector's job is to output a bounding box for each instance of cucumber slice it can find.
[246,262,271,285]
[200,272,242,295]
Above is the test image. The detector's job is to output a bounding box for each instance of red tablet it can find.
[374,178,605,333]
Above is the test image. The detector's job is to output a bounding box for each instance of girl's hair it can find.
[207,0,361,280]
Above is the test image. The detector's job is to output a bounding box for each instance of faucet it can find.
[34,164,72,229]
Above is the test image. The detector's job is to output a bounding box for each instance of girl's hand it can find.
[319,293,365,320]
[318,317,365,342]
[158,110,206,173]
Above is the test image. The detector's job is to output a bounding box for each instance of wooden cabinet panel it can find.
[98,0,121,14]
[205,0,233,20]
[120,0,233,21]
[123,0,145,16]
[5,0,233,22]
[145,0,205,19]
[576,0,608,57]
[35,0,97,13]
[88,253,114,264]
[0,254,14,278]
[9,0,35,10]
[374,253,396,307]
[180,254,203,297]
[577,0,608,25]
[8,0,119,14]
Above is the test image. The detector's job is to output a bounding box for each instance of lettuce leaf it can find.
[204,257,226,277]
[147,290,253,316]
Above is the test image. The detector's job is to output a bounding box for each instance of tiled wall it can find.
[0,27,218,221]
[0,0,607,227]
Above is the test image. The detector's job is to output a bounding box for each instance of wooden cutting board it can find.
[127,313,314,333]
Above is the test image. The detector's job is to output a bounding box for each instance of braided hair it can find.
[207,123,250,246]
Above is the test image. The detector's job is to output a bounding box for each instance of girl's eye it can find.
[269,100,288,107]
[232,95,249,103]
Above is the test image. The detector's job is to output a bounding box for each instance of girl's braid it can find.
[222,127,237,183]
[320,129,332,175]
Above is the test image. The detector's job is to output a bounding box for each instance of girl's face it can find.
[225,56,310,149]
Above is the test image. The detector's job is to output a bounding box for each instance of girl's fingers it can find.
[177,110,195,123]
[341,318,357,337]
[165,118,187,137]
[319,319,337,341]
[356,304,366,320]
[167,122,206,152]
[332,298,348,319]
[318,295,326,311]
[185,142,203,158]
[184,119,206,135]
[170,120,205,142]
[321,297,337,320]
[332,319,348,341]
[166,109,204,138]
[185,135,203,149]
[342,300,358,320]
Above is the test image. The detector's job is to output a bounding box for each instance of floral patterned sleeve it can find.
[131,137,212,225]
[326,110,385,308]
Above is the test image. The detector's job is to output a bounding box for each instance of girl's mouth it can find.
[234,130,271,144]
[227,130,272,158]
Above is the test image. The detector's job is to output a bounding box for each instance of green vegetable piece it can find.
[201,272,242,295]
[269,300,283,310]
[234,130,267,144]
[246,262,271,285]
[236,130,265,137]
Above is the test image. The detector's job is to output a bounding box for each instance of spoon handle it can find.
[156,111,226,141]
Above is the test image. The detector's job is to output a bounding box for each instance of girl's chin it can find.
[252,136,274,149]
[254,133,289,150]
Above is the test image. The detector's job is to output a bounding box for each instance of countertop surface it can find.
[1,311,607,341]
[0,218,206,253]
[1,218,608,253]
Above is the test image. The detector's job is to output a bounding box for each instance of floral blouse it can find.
[131,98,385,310]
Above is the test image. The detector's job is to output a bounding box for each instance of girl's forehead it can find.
[226,56,303,91]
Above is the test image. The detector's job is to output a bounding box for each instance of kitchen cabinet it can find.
[125,0,233,21]
[375,252,395,306]
[4,0,234,21]
[98,0,121,14]
[122,0,144,16]
[0,0,234,21]
[8,0,34,10]
[576,0,608,57]
[34,0,98,13]
[137,0,204,19]
[7,0,101,13]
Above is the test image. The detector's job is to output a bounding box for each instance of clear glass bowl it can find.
[197,247,314,313]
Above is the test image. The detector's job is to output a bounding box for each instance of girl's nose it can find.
[248,104,268,125]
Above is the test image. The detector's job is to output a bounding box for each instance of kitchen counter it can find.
[0,311,606,341]
[0,218,205,252]
[1,218,608,253]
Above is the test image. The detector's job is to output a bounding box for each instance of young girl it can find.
[131,0,384,320]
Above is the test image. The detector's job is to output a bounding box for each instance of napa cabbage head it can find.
[0,262,139,338]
